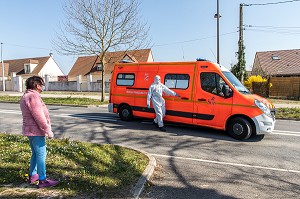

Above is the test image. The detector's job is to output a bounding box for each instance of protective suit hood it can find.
[154,75,161,84]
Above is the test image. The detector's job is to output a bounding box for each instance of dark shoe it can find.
[153,121,159,128]
[28,174,39,184]
[159,127,166,132]
[38,179,59,189]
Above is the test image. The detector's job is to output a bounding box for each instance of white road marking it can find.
[273,130,300,134]
[272,130,300,137]
[151,153,300,174]
[52,114,118,122]
[0,109,117,122]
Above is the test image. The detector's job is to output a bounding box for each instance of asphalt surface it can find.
[0,92,300,199]
[1,103,300,199]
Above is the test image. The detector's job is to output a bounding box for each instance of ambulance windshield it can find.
[222,71,250,94]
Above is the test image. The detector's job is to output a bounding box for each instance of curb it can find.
[131,153,156,199]
[117,144,156,199]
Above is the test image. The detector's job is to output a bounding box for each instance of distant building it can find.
[4,55,64,79]
[0,63,9,80]
[252,49,300,77]
[68,49,153,81]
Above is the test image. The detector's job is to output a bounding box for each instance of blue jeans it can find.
[28,136,47,180]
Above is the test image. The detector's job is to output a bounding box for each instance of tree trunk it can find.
[101,67,105,102]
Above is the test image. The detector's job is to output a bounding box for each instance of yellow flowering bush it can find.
[244,75,272,90]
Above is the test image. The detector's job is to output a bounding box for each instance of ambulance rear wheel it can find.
[119,105,133,121]
[228,117,252,140]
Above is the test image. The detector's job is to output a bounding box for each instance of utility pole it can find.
[214,0,221,64]
[1,42,5,92]
[231,3,246,82]
[238,3,245,82]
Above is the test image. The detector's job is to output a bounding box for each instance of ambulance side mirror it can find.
[222,85,233,98]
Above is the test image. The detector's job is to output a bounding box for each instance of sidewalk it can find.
[0,91,107,100]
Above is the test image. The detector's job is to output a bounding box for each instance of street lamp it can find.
[214,0,221,64]
[1,42,5,91]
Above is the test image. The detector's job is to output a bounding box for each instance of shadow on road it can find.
[51,111,292,199]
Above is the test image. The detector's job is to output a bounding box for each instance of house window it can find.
[97,63,103,71]
[272,55,280,60]
[164,74,189,89]
[116,73,135,86]
[25,64,30,74]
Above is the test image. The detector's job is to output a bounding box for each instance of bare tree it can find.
[54,0,150,101]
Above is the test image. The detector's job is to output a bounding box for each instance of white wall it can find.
[39,57,64,77]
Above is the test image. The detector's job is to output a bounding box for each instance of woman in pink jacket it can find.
[20,76,59,188]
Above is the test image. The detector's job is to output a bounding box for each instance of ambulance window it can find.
[165,74,189,89]
[201,72,226,97]
[116,73,135,86]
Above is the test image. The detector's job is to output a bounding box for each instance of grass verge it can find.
[42,91,103,95]
[0,134,148,198]
[0,95,107,106]
[269,98,300,105]
[275,107,300,120]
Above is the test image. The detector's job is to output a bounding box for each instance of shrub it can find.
[244,75,272,90]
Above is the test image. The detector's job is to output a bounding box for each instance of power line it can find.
[153,31,238,47]
[244,25,300,29]
[2,42,52,52]
[243,0,300,6]
[245,28,300,35]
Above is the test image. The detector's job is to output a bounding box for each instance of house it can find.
[252,49,300,77]
[4,55,64,79]
[0,63,9,80]
[68,49,153,81]
[251,49,300,98]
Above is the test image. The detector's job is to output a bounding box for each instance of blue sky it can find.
[1,0,300,74]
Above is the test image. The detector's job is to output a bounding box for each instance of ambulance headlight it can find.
[255,99,271,117]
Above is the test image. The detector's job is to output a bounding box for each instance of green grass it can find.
[42,91,106,96]
[0,95,107,106]
[0,134,148,198]
[275,107,300,120]
[269,98,300,105]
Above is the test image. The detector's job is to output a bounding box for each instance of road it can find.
[0,102,299,199]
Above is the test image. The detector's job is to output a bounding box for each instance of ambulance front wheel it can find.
[228,117,252,140]
[119,104,133,121]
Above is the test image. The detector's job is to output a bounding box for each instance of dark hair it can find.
[25,76,45,90]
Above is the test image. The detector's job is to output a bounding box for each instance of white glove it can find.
[47,131,54,139]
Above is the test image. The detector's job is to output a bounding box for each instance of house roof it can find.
[68,49,152,77]
[0,63,9,76]
[4,56,51,75]
[254,49,300,76]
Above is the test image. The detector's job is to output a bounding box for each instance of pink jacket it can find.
[20,89,52,136]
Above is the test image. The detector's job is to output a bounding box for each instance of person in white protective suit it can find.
[147,75,180,132]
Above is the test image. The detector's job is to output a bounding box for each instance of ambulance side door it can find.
[193,70,233,128]
[159,64,194,124]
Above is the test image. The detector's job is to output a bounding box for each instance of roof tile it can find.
[254,49,300,76]
[68,49,152,77]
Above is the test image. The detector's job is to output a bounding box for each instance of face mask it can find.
[42,85,46,92]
